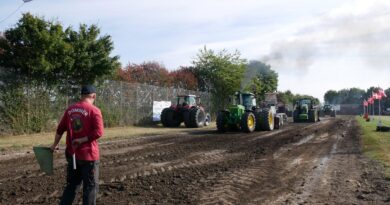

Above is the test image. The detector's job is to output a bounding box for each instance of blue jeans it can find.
[59,154,99,205]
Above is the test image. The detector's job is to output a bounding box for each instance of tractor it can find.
[161,95,211,128]
[293,98,320,123]
[320,104,336,117]
[216,92,283,133]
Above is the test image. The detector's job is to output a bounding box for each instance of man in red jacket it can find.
[51,85,104,205]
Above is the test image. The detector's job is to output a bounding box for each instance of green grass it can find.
[356,115,390,178]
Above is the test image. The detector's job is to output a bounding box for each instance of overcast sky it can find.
[1,0,390,101]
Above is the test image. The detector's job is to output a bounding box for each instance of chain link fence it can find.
[96,81,211,126]
[0,80,211,135]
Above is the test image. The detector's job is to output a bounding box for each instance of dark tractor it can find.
[320,104,336,117]
[216,92,280,133]
[293,98,320,123]
[161,95,211,128]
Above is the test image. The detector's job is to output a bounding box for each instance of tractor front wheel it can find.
[309,109,317,123]
[274,116,281,129]
[261,108,274,131]
[189,108,205,128]
[241,112,256,133]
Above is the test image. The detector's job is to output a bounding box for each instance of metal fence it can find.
[0,80,211,135]
[96,81,211,126]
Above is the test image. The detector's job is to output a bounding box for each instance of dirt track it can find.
[0,116,389,204]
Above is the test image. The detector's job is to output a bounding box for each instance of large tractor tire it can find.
[309,109,317,123]
[183,110,191,128]
[204,113,211,126]
[274,116,281,129]
[293,110,299,123]
[189,108,205,128]
[261,108,275,131]
[161,108,170,127]
[165,108,181,127]
[216,112,227,132]
[255,112,262,131]
[331,110,336,117]
[241,112,256,133]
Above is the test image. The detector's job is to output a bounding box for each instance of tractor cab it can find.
[321,104,336,117]
[297,99,313,108]
[175,95,197,108]
[293,98,320,122]
[233,92,256,110]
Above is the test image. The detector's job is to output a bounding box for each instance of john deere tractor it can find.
[293,98,320,123]
[216,92,280,133]
[320,104,336,117]
[161,95,211,128]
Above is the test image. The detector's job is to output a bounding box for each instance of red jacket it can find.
[57,101,104,161]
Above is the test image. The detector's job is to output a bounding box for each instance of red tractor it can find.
[161,95,211,128]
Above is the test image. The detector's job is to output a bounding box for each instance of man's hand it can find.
[72,137,88,148]
[50,144,58,152]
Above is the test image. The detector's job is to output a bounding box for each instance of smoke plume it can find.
[262,0,390,74]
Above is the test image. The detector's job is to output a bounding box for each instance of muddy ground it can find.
[0,116,389,204]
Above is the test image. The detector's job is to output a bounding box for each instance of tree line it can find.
[324,87,390,109]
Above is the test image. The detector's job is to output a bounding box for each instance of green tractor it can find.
[320,104,336,117]
[293,98,320,123]
[216,92,279,133]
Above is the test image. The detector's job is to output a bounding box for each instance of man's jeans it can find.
[59,154,99,205]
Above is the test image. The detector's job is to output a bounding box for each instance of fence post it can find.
[135,84,138,125]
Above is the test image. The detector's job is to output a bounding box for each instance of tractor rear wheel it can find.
[241,112,256,133]
[216,112,227,132]
[165,108,181,127]
[261,108,274,131]
[183,110,191,128]
[189,108,205,128]
[161,108,170,127]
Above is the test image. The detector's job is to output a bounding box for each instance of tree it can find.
[324,88,365,104]
[324,90,338,104]
[0,13,71,88]
[64,24,120,86]
[192,47,246,109]
[169,66,198,90]
[118,61,171,87]
[277,90,294,105]
[0,13,120,89]
[242,60,278,101]
[0,13,120,134]
[383,88,390,110]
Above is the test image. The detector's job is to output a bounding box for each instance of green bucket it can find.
[33,146,53,175]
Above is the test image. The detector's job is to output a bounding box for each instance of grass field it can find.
[0,123,215,153]
[356,115,390,178]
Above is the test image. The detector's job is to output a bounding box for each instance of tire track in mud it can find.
[0,118,342,205]
[255,118,353,205]
[196,119,336,205]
